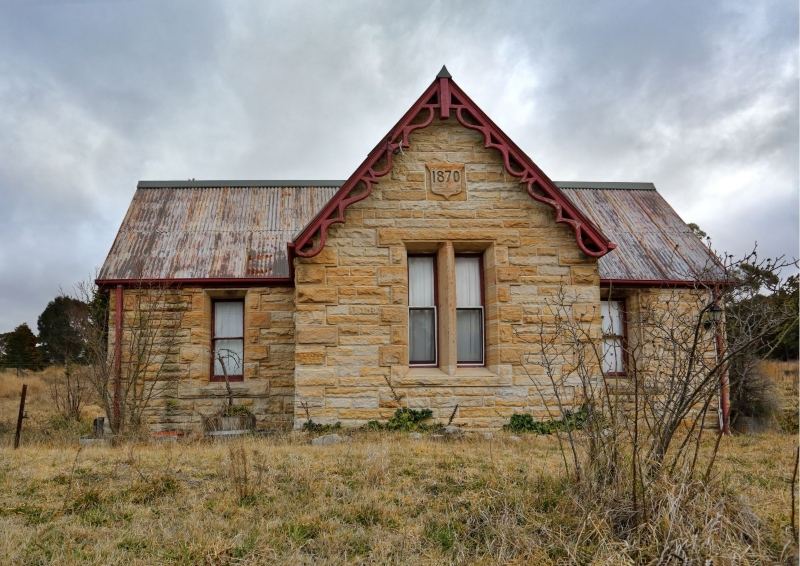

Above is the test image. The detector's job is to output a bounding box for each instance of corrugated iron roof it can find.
[557,183,723,282]
[98,182,340,281]
[99,179,722,284]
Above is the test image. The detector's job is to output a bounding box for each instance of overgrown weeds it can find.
[504,406,589,434]
[365,407,438,431]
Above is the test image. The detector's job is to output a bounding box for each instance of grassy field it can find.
[0,367,798,564]
[0,431,796,564]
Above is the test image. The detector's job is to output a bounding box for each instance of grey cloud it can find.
[0,0,796,331]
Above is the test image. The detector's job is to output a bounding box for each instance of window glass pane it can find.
[601,300,623,336]
[214,339,243,376]
[457,308,483,363]
[408,256,435,307]
[409,308,435,363]
[215,301,243,338]
[455,256,481,307]
[602,337,624,373]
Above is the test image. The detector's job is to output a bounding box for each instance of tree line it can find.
[0,294,107,372]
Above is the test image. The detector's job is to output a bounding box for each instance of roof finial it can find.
[437,65,451,79]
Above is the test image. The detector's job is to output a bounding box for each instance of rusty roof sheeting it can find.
[100,180,723,284]
[98,183,340,281]
[557,183,724,282]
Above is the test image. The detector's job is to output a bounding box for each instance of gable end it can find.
[291,70,616,260]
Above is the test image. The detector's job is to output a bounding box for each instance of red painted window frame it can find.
[455,252,486,367]
[210,298,245,382]
[601,298,628,377]
[408,253,439,367]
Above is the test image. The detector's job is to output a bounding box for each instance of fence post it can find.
[13,383,27,449]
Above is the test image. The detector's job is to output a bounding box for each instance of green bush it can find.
[365,408,436,432]
[302,420,341,433]
[504,406,589,434]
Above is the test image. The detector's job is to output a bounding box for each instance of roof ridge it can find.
[137,180,346,189]
[555,181,656,191]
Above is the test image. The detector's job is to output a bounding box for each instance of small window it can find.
[456,255,484,365]
[212,300,244,381]
[408,255,437,365]
[601,300,625,375]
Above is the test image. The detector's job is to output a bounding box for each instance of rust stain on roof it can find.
[100,180,722,284]
[558,183,723,282]
[98,183,339,280]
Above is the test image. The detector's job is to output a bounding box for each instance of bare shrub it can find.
[514,247,798,558]
[76,280,186,437]
[226,445,265,504]
[48,362,89,421]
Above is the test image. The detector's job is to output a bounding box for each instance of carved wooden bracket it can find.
[291,71,616,259]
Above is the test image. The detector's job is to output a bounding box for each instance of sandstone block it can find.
[379,345,404,366]
[377,266,406,285]
[297,326,338,345]
[296,286,337,304]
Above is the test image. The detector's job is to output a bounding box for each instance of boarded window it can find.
[213,300,244,380]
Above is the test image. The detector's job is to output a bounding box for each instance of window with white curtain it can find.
[213,300,244,379]
[408,255,437,365]
[456,255,484,365]
[601,300,625,374]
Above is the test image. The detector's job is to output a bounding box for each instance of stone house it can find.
[98,68,726,433]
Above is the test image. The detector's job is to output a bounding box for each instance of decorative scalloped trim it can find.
[292,76,614,259]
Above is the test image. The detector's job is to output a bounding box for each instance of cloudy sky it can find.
[0,0,797,332]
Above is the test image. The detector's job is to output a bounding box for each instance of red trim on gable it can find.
[291,74,616,260]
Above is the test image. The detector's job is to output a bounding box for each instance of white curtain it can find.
[408,256,435,363]
[455,256,481,307]
[408,256,434,306]
[601,300,624,373]
[601,300,623,336]
[602,338,624,374]
[215,301,243,338]
[409,309,435,363]
[456,256,483,363]
[457,309,483,363]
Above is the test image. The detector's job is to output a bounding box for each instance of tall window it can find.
[212,300,244,381]
[456,255,484,365]
[408,255,437,365]
[601,300,625,375]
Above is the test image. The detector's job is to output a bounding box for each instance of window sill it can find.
[401,366,509,386]
[210,375,244,383]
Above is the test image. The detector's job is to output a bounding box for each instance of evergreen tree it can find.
[1,323,43,371]
[37,296,88,364]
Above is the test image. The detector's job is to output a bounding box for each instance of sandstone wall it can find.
[293,118,603,430]
[614,286,721,428]
[108,286,295,432]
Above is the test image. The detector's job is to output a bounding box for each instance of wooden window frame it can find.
[408,253,439,367]
[601,298,628,377]
[455,252,485,367]
[210,298,245,382]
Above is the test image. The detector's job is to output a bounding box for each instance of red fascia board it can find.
[291,75,615,259]
[292,81,440,249]
[96,277,293,288]
[446,80,614,253]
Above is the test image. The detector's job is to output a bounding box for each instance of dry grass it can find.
[0,368,104,445]
[0,431,796,565]
[1,368,797,564]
